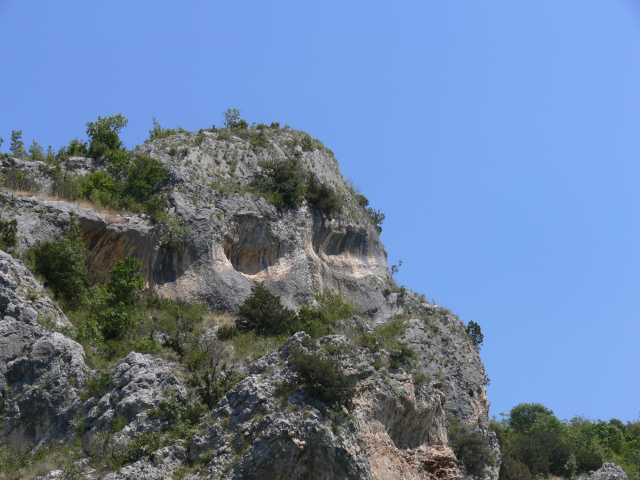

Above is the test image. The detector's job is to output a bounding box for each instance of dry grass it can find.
[213,313,236,327]
[8,189,129,223]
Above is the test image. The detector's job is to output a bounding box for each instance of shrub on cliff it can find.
[0,216,18,253]
[86,114,129,157]
[290,346,356,408]
[28,223,90,307]
[236,283,297,336]
[251,157,342,217]
[448,417,495,477]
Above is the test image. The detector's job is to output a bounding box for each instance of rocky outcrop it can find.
[82,352,187,436]
[0,250,86,451]
[185,332,460,480]
[0,127,498,479]
[578,463,629,480]
[0,130,392,316]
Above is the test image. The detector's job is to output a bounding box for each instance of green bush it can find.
[0,216,18,252]
[251,157,307,210]
[190,369,244,408]
[448,418,495,477]
[57,138,88,159]
[148,117,177,140]
[389,343,417,369]
[100,303,133,340]
[86,114,129,157]
[53,148,170,219]
[2,166,40,192]
[236,283,297,336]
[123,154,170,204]
[305,174,343,217]
[29,224,89,307]
[290,346,357,408]
[48,164,83,199]
[250,157,342,217]
[366,207,385,233]
[296,290,356,335]
[105,257,145,306]
[216,325,237,341]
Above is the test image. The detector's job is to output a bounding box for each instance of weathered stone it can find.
[0,250,86,450]
[578,463,629,480]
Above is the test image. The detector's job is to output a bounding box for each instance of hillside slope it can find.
[0,124,497,479]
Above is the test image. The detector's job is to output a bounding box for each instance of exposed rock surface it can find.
[0,128,498,479]
[0,250,86,450]
[186,332,459,480]
[82,351,186,436]
[1,130,392,316]
[578,463,629,480]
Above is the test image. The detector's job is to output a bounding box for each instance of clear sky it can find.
[1,1,638,423]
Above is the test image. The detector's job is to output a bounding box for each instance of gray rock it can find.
[188,332,461,480]
[0,250,86,450]
[579,463,629,480]
[86,352,186,436]
[0,131,498,479]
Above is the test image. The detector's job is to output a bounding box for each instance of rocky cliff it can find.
[0,126,497,479]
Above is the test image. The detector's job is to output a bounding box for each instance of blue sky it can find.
[1,1,638,423]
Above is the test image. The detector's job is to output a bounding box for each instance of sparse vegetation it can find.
[250,156,342,217]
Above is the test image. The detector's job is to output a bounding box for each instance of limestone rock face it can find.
[188,332,460,480]
[82,352,187,436]
[0,130,392,316]
[0,129,498,479]
[0,250,86,450]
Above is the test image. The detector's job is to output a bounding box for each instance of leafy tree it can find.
[10,130,25,158]
[86,114,129,157]
[236,283,297,336]
[448,418,495,477]
[512,428,570,476]
[508,403,562,435]
[466,320,484,348]
[28,140,44,161]
[223,108,240,128]
[0,136,3,152]
[29,224,89,307]
[105,256,145,306]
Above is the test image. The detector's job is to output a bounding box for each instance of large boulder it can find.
[0,250,86,450]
